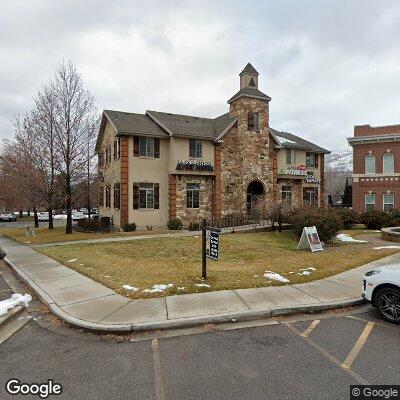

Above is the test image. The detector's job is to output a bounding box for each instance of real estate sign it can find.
[297,226,323,252]
[206,231,219,261]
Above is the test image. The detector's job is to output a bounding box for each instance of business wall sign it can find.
[176,160,214,172]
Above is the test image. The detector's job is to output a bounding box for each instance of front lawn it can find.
[0,226,178,244]
[38,231,398,299]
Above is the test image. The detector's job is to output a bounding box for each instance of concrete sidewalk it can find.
[1,236,399,332]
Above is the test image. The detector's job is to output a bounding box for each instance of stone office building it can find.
[96,63,329,229]
[348,124,400,212]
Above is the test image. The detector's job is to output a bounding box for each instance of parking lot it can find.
[0,219,67,229]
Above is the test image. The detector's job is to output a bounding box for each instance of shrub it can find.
[167,218,183,230]
[123,222,137,232]
[188,221,200,231]
[360,210,390,230]
[289,206,343,242]
[336,208,360,229]
[75,219,101,232]
[386,210,400,227]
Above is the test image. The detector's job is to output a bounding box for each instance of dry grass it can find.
[0,226,177,244]
[37,231,398,299]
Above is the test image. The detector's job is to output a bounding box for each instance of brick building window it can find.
[306,153,318,168]
[365,193,375,212]
[105,186,111,208]
[383,193,394,212]
[113,183,120,209]
[189,139,202,158]
[383,153,394,174]
[281,186,292,202]
[303,187,318,205]
[248,112,260,132]
[187,183,200,208]
[365,154,375,174]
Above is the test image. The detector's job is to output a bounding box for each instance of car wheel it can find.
[375,287,400,324]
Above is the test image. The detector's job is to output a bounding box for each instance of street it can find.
[1,280,399,400]
[0,220,67,229]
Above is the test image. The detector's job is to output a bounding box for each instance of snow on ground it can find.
[0,294,32,317]
[177,287,186,290]
[263,272,290,283]
[374,246,400,250]
[298,267,317,276]
[143,284,173,293]
[66,259,78,263]
[195,283,211,288]
[336,233,367,243]
[122,285,139,291]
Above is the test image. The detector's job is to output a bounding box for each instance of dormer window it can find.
[248,112,259,132]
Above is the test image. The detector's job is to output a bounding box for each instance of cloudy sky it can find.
[1,0,400,151]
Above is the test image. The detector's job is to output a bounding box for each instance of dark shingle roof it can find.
[228,87,271,104]
[104,110,168,137]
[270,128,330,154]
[240,63,259,76]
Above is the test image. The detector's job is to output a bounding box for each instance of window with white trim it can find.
[281,186,292,202]
[139,183,154,209]
[139,137,154,157]
[383,153,394,174]
[365,154,376,174]
[365,193,375,212]
[383,193,394,212]
[286,149,295,165]
[189,139,202,158]
[186,183,200,208]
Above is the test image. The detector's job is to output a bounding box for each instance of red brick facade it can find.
[120,136,129,227]
[349,124,400,212]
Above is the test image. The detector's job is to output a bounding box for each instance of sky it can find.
[1,0,400,151]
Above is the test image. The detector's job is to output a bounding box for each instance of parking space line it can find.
[286,323,369,385]
[151,339,166,400]
[342,322,374,370]
[300,320,320,337]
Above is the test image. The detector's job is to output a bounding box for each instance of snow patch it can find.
[122,285,139,291]
[195,283,211,288]
[178,287,186,290]
[336,234,367,243]
[66,259,78,263]
[143,284,173,293]
[0,294,32,317]
[374,246,400,250]
[263,272,290,283]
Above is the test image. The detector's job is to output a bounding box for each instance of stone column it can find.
[213,143,222,219]
[168,174,177,220]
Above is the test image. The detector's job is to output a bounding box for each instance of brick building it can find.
[348,124,400,212]
[96,63,329,229]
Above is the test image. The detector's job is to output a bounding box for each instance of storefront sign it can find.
[297,226,323,252]
[286,165,308,176]
[206,230,219,261]
[305,175,320,184]
[176,160,214,172]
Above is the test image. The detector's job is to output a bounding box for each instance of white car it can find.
[363,267,400,324]
[38,212,53,222]
[0,212,17,222]
[54,214,68,220]
[72,212,86,221]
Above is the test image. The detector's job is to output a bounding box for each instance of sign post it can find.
[201,218,221,279]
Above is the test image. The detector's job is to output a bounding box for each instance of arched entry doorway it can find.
[247,181,265,217]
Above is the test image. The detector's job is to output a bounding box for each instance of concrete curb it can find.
[0,305,24,328]
[4,253,367,332]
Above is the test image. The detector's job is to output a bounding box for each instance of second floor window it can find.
[286,149,295,165]
[248,112,260,132]
[189,139,202,158]
[113,139,120,160]
[365,154,375,174]
[306,153,318,168]
[105,186,111,208]
[134,137,160,158]
[383,153,394,174]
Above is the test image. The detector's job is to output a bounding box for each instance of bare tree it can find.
[52,61,97,234]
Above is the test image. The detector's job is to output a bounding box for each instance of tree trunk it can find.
[19,210,23,218]
[48,207,54,229]
[278,209,282,233]
[33,207,39,228]
[65,173,73,234]
[27,209,31,216]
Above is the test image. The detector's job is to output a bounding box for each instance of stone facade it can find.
[175,175,213,225]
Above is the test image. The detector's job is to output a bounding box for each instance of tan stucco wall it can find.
[277,149,322,179]
[98,120,120,224]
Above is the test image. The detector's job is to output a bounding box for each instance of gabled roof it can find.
[228,87,271,104]
[240,63,259,76]
[270,128,330,154]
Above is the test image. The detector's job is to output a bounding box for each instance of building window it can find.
[286,149,295,165]
[113,139,120,160]
[306,153,318,168]
[187,183,200,208]
[383,193,394,212]
[189,139,202,158]
[105,186,111,208]
[365,154,375,174]
[383,153,394,174]
[99,187,104,207]
[248,112,260,132]
[281,186,292,202]
[139,137,154,157]
[303,187,318,205]
[138,183,154,209]
[113,183,120,209]
[365,193,375,212]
